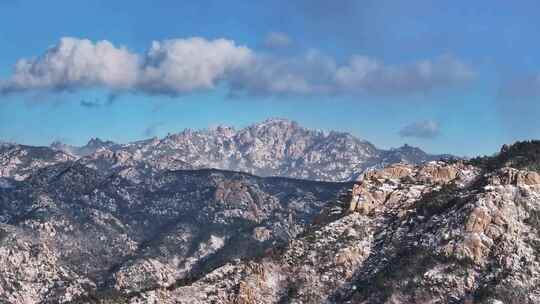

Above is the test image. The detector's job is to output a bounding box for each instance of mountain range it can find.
[2,120,538,304]
[2,118,452,183]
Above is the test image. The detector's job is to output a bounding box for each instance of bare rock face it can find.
[489,167,540,186]
[362,163,414,180]
[348,161,476,214]
[113,259,176,294]
[252,226,273,242]
[465,207,492,233]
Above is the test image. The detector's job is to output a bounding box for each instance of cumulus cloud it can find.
[263,32,292,49]
[138,38,253,95]
[399,120,440,139]
[1,37,139,93]
[0,37,475,98]
[0,37,253,96]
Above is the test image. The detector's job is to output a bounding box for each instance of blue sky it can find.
[1,0,540,156]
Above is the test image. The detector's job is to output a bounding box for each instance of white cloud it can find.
[0,37,475,98]
[1,37,253,96]
[230,53,474,97]
[399,120,440,139]
[229,51,336,96]
[139,38,253,95]
[334,55,475,95]
[263,32,292,49]
[3,37,139,93]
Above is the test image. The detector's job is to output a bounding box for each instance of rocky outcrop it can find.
[348,161,476,214]
[489,167,540,186]
[113,259,176,294]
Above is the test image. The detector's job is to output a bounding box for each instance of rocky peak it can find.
[211,125,236,137]
[393,143,421,153]
[86,137,113,148]
[50,140,66,150]
[254,117,299,128]
[50,137,118,158]
[239,118,306,141]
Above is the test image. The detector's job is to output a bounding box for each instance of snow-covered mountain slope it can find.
[2,118,451,183]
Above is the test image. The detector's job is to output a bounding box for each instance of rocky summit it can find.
[1,123,539,303]
[0,119,451,183]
